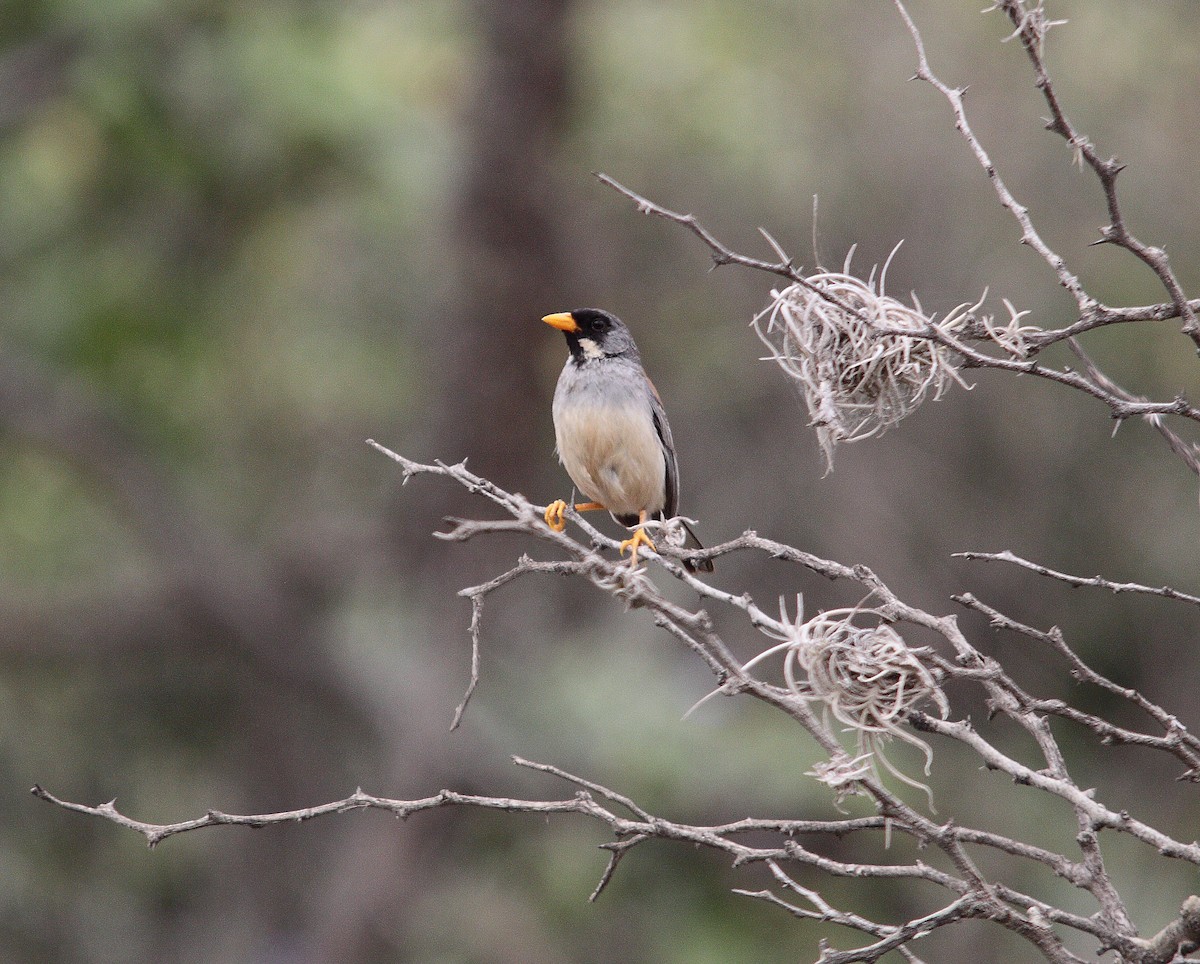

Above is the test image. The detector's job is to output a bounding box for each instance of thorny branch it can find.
[1065,338,1200,476]
[987,0,1200,346]
[891,0,1200,480]
[949,592,1200,776]
[954,549,1200,611]
[600,0,1200,479]
[597,171,1200,478]
[896,0,1200,349]
[39,448,1200,962]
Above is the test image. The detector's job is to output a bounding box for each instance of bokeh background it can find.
[3,0,1199,960]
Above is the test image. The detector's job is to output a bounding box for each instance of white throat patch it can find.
[577,337,605,360]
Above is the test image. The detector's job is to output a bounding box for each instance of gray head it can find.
[542,308,641,365]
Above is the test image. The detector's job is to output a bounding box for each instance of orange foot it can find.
[544,499,568,532]
[544,500,605,532]
[619,518,656,568]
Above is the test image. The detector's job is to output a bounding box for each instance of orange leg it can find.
[618,510,657,568]
[544,499,606,532]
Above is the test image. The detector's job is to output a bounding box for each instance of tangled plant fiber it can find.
[742,598,948,809]
[754,247,974,470]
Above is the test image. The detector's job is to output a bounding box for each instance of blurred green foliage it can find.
[2,0,1199,961]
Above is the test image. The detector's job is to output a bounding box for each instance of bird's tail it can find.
[679,519,714,574]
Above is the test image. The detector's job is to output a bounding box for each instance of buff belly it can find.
[552,399,666,518]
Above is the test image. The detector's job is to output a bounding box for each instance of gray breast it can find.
[552,359,667,517]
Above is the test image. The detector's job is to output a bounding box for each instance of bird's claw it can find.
[545,499,568,532]
[619,527,657,568]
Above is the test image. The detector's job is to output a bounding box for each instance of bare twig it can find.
[1066,339,1200,477]
[733,860,972,964]
[1021,298,1200,350]
[595,172,869,323]
[24,759,938,877]
[890,0,1090,313]
[955,549,1200,610]
[451,589,486,731]
[26,770,1093,964]
[909,710,1200,866]
[988,0,1200,346]
[30,780,597,849]
[952,592,1200,770]
[591,834,647,902]
[1135,895,1200,964]
[744,889,983,964]
[895,0,1200,354]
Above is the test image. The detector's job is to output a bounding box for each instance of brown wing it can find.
[646,375,681,520]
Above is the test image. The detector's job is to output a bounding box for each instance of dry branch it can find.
[35,445,1200,963]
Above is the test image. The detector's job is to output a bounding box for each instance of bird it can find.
[541,308,713,573]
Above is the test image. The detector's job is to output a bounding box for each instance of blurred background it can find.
[3,0,1199,960]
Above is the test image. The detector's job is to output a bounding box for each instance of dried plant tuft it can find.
[753,247,973,471]
[746,597,949,808]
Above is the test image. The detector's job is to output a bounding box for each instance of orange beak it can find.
[542,312,579,333]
